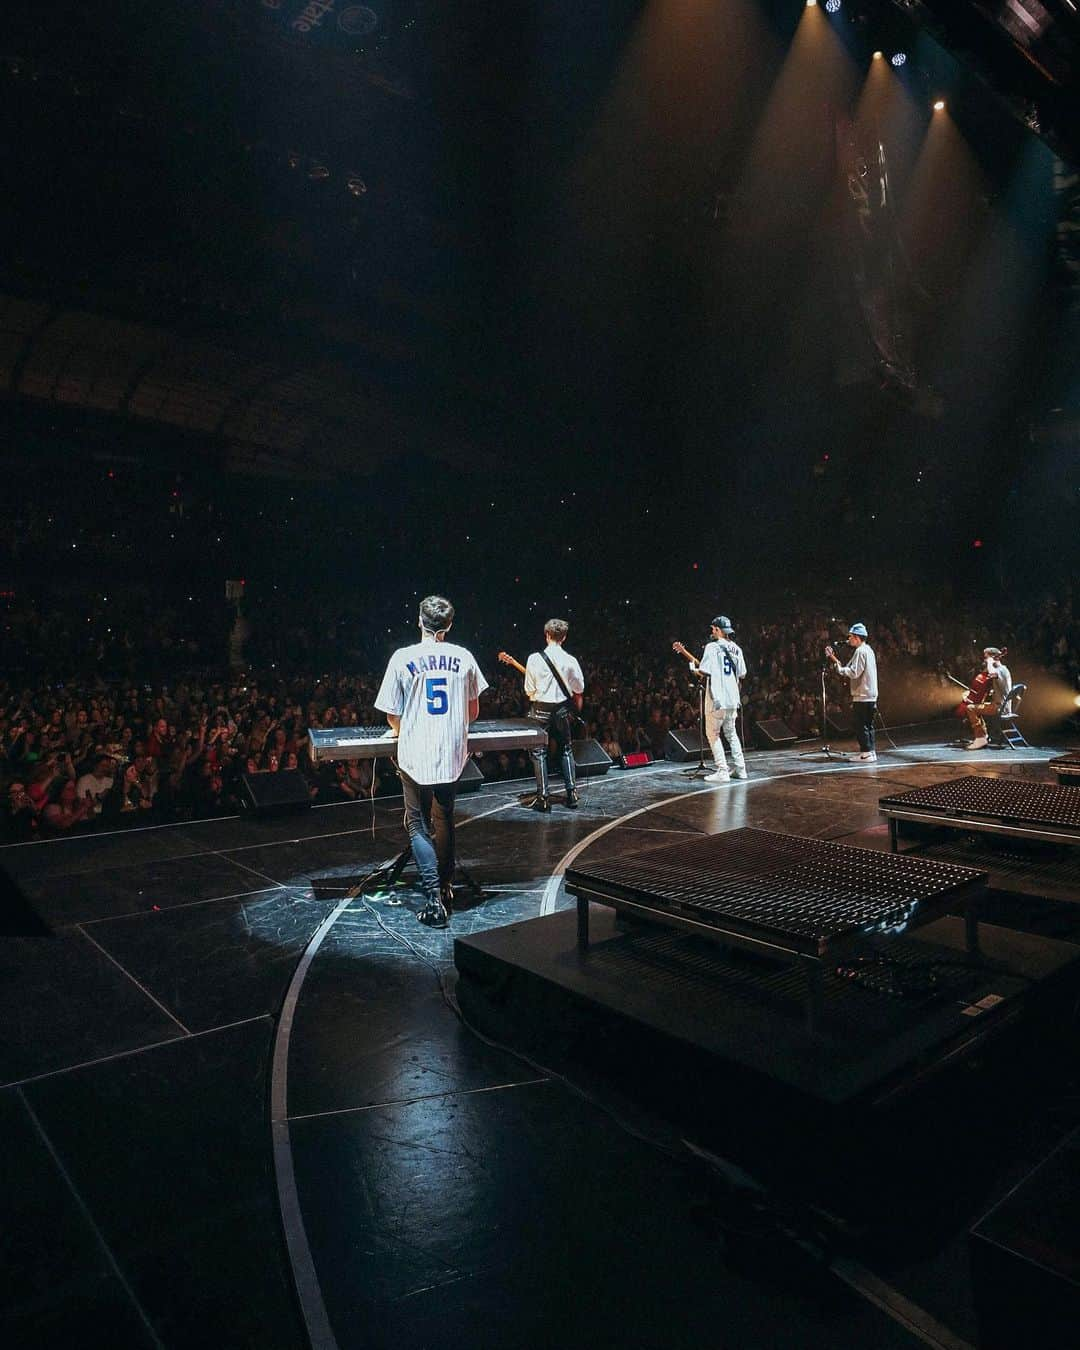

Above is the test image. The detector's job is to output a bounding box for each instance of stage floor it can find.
[2,733,1077,1349]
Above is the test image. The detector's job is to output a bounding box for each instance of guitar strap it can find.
[540,652,575,708]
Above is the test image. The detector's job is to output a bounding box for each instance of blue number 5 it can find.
[722,654,734,676]
[426,677,449,715]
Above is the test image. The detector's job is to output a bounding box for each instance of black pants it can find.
[399,771,456,899]
[854,701,876,753]
[528,703,576,797]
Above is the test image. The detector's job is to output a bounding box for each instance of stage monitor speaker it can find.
[665,729,710,763]
[619,750,654,770]
[458,759,484,793]
[754,718,797,749]
[572,739,612,777]
[241,768,312,816]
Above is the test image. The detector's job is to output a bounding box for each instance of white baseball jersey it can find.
[375,638,488,785]
[524,644,585,703]
[697,638,746,710]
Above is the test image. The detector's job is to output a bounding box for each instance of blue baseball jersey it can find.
[375,638,488,784]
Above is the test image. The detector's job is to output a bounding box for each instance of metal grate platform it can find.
[1049,753,1080,785]
[566,828,986,1033]
[568,827,985,959]
[879,775,1080,851]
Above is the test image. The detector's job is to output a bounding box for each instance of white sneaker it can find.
[858,751,877,762]
[704,770,730,783]
[966,736,989,750]
[731,768,749,779]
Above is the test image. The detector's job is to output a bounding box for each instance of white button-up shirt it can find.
[524,643,584,704]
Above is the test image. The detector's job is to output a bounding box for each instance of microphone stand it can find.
[683,673,712,779]
[798,662,849,762]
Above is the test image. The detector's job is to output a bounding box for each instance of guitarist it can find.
[523,618,585,811]
[672,616,748,782]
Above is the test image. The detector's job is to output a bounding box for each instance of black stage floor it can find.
[2,734,1078,1349]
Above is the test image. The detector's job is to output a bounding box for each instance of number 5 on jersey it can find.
[426,677,449,715]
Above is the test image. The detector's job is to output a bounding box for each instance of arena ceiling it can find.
[2,1,1078,479]
[0,293,487,477]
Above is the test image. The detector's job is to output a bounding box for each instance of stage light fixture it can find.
[933,99,945,111]
[806,1,817,7]
[825,0,841,11]
[891,52,907,67]
[872,50,883,59]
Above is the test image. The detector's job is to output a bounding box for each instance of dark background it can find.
[1,0,1078,636]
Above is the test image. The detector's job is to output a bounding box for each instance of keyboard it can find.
[308,718,547,764]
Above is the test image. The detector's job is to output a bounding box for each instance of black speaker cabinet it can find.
[665,728,710,763]
[458,759,484,794]
[572,739,612,777]
[753,718,797,749]
[241,768,312,816]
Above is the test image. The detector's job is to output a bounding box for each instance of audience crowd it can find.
[2,588,1076,842]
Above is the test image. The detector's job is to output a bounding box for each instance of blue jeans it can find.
[400,771,456,899]
[854,701,876,752]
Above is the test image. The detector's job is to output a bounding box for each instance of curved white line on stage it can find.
[538,750,1049,916]
[270,895,353,1350]
[269,792,522,1350]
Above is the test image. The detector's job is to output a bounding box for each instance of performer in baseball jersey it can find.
[524,618,585,811]
[826,622,879,761]
[697,616,748,783]
[375,595,488,928]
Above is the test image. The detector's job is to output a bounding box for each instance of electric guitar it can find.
[498,651,585,723]
[497,651,528,678]
[672,640,707,674]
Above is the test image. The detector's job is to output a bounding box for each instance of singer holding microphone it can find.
[826,622,879,762]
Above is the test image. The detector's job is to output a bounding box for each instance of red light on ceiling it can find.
[823,454,830,461]
[692,562,700,570]
[973,539,983,549]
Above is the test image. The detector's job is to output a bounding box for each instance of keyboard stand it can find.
[359,846,485,907]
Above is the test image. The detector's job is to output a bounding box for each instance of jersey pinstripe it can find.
[698,638,746,709]
[375,638,488,784]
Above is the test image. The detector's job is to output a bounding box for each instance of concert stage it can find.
[2,733,1078,1349]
